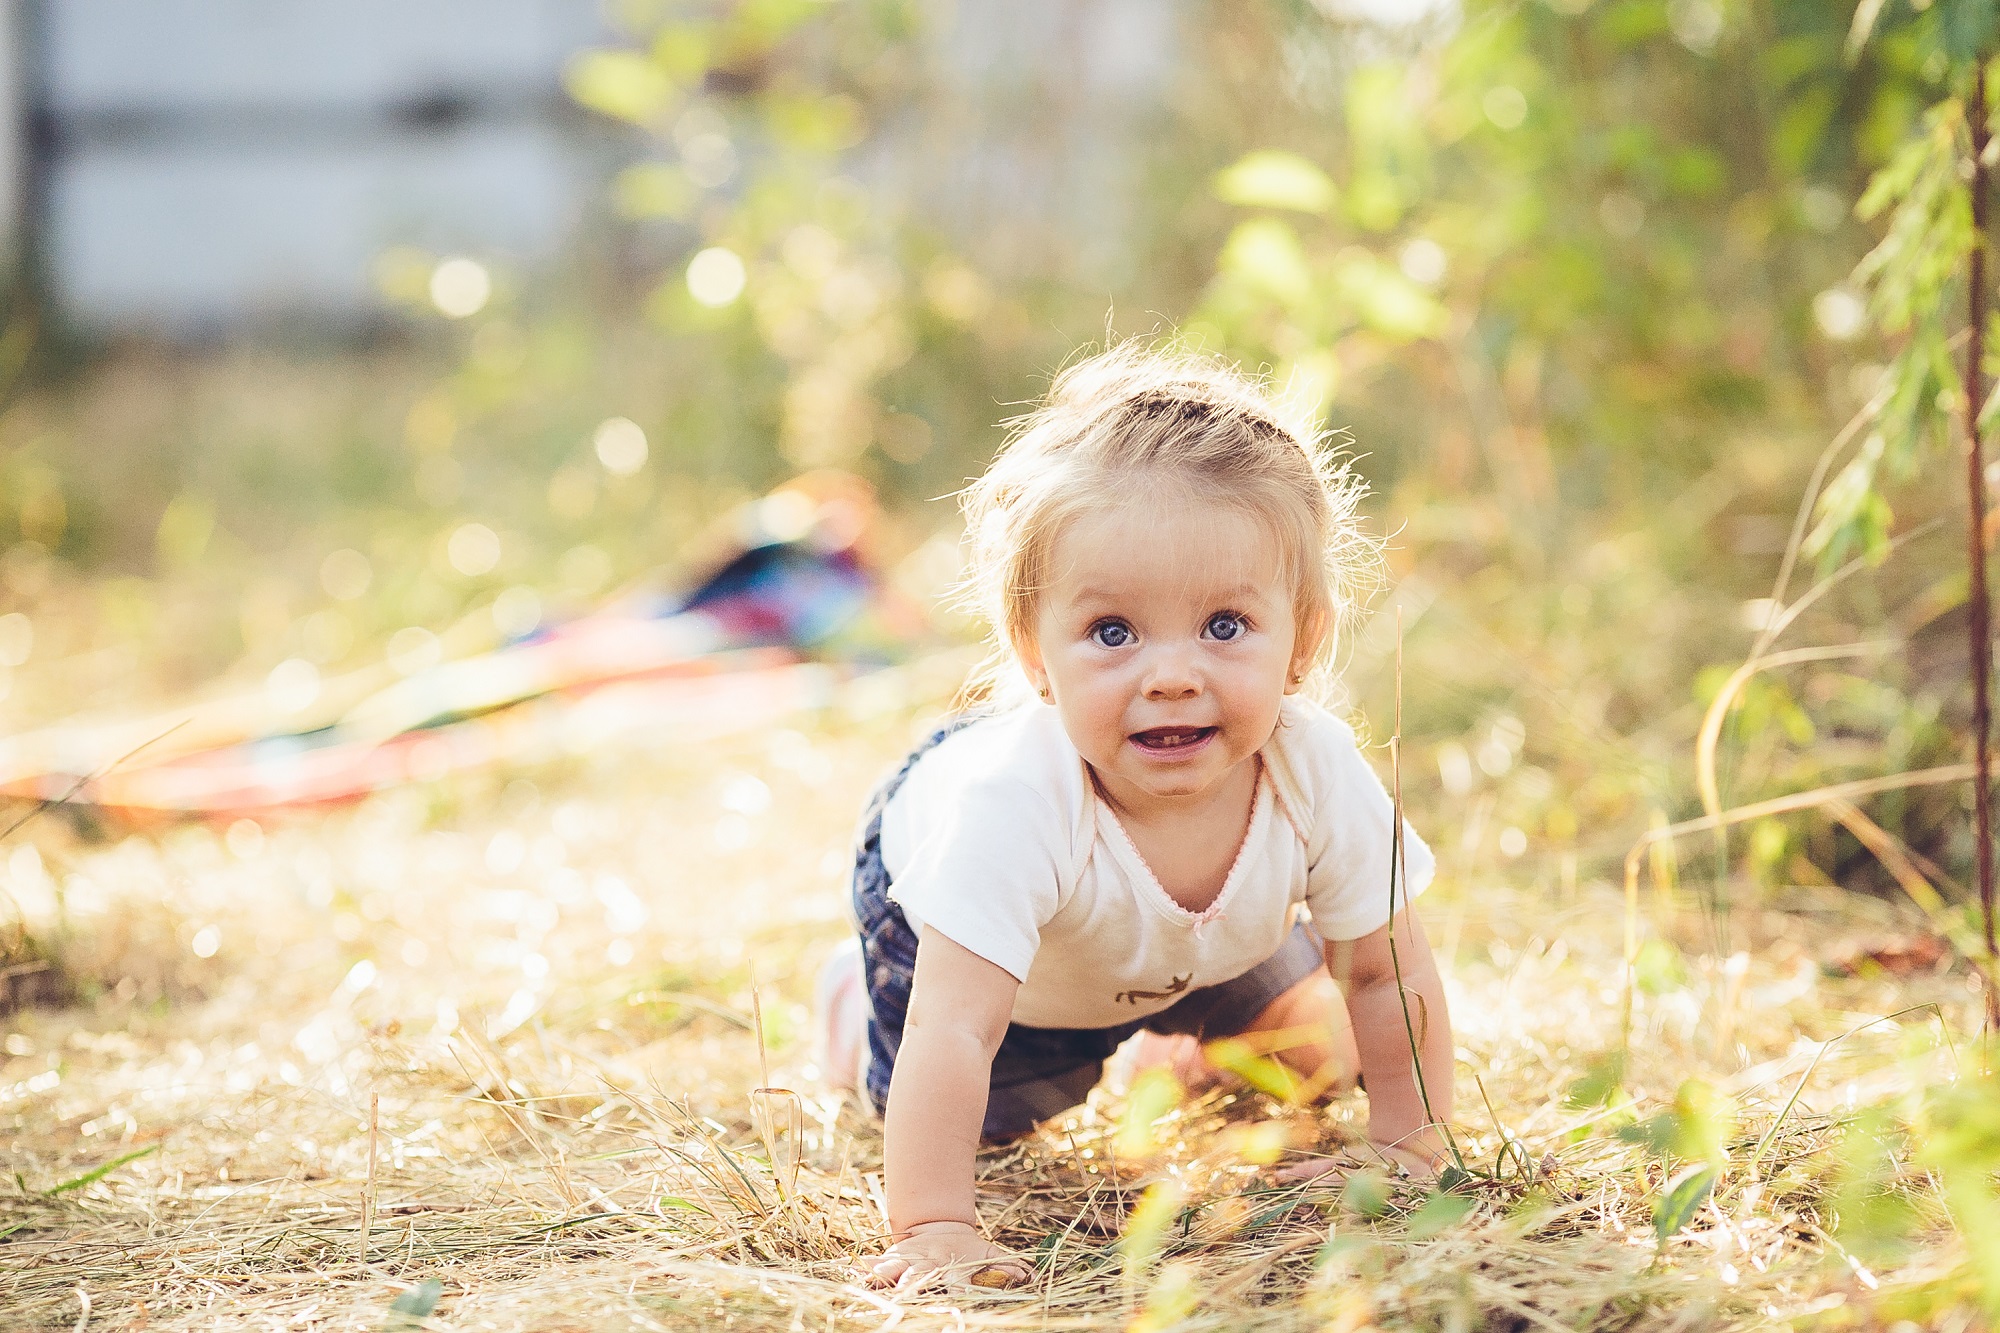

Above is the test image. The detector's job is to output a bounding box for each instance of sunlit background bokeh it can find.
[4,4,2000,1326]
[0,0,1968,904]
[0,0,1980,988]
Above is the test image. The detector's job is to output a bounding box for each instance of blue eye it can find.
[1205,612,1248,642]
[1089,620,1134,649]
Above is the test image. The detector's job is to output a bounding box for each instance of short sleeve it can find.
[1291,711,1437,942]
[886,776,1067,981]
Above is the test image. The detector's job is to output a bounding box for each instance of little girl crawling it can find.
[816,345,1454,1289]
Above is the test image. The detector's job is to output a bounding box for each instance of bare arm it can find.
[1324,907,1454,1170]
[869,929,1026,1288]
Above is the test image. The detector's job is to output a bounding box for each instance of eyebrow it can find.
[1065,581,1276,607]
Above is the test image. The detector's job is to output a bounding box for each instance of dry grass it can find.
[0,670,1987,1331]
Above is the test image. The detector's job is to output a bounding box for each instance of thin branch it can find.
[0,719,189,845]
[1966,56,1998,1022]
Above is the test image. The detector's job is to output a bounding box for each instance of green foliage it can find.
[1825,101,1972,565]
[1831,1105,1921,1267]
[1213,151,1340,214]
[1919,1070,2000,1314]
[1204,1036,1303,1100]
[1118,1180,1187,1281]
[1129,1260,1200,1333]
[1405,1189,1476,1239]
[1115,1067,1185,1158]
[387,1278,444,1328]
[1615,1078,1732,1165]
[1341,1169,1393,1219]
[1652,1163,1718,1242]
[1564,1052,1627,1110]
[1632,938,1690,996]
[564,50,676,125]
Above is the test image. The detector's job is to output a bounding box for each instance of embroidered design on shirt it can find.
[1115,974,1191,1005]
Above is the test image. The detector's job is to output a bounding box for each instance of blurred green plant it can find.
[0,0,1988,935]
[1920,1068,2000,1316]
[1117,1178,1187,1285]
[1839,0,1996,990]
[561,0,1057,485]
[1185,0,2000,924]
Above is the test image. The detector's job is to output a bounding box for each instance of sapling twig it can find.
[1383,607,1464,1173]
[1965,57,1998,1034]
[0,718,188,846]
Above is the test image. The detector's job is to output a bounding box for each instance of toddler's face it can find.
[1020,495,1308,814]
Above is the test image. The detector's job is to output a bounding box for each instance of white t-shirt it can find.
[877,697,1435,1030]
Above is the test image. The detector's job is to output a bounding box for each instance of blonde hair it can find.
[957,342,1380,704]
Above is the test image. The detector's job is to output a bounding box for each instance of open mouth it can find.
[1129,726,1218,753]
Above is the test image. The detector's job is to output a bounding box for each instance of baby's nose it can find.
[1140,647,1202,698]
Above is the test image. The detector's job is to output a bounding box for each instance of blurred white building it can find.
[13,0,1179,336]
[35,0,605,333]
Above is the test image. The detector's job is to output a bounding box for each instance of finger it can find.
[965,1260,1031,1290]
[865,1257,908,1289]
[893,1258,942,1293]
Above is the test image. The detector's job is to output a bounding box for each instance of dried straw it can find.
[0,682,1984,1330]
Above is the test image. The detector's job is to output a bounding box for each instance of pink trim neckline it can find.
[1091,760,1267,928]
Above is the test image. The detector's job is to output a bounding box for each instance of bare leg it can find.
[1125,970,1358,1099]
[1231,969,1358,1097]
[813,938,868,1093]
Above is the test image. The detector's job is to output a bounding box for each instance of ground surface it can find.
[0,674,1984,1331]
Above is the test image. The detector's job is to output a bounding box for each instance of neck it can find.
[1089,753,1260,828]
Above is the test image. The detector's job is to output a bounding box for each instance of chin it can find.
[1132,767,1222,798]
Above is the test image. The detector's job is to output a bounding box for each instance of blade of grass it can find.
[1744,1004,1943,1180]
[1386,607,1462,1172]
[0,719,189,845]
[43,1145,158,1197]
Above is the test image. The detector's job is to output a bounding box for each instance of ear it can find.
[1285,607,1330,695]
[1011,628,1051,700]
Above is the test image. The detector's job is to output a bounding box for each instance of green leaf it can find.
[1563,1052,1625,1109]
[1832,1107,1919,1267]
[1213,150,1338,213]
[1217,218,1314,306]
[1633,938,1688,996]
[1615,1113,1678,1157]
[1670,1079,1732,1166]
[1652,1163,1718,1242]
[1917,1073,2000,1312]
[1405,1189,1475,1239]
[1931,0,2000,65]
[1115,1067,1184,1158]
[655,1194,713,1216]
[1342,1169,1392,1218]
[389,1278,442,1316]
[1204,1034,1300,1100]
[1118,1180,1186,1279]
[1314,1230,1369,1270]
[43,1145,158,1197]
[564,50,675,125]
[1329,249,1445,340]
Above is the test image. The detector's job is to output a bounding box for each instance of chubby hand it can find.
[864,1220,1031,1292]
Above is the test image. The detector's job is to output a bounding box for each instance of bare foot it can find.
[861,1222,1032,1292]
